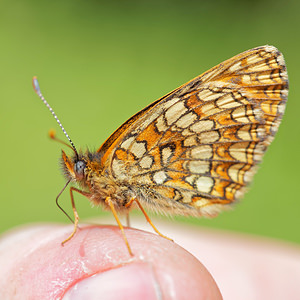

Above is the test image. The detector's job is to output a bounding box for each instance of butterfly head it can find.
[61,150,87,182]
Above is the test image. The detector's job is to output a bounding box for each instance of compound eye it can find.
[74,161,86,180]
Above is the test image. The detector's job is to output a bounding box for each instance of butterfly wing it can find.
[98,45,288,217]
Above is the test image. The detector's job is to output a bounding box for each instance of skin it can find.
[0,220,299,300]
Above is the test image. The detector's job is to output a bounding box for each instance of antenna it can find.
[32,76,79,159]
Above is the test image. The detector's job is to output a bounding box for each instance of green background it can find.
[1,0,299,244]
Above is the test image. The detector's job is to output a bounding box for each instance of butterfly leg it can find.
[61,187,90,246]
[126,212,131,227]
[126,198,173,242]
[105,197,134,256]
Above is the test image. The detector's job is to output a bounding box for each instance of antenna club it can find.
[32,76,41,95]
[49,129,56,139]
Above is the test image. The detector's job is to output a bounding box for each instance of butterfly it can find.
[33,45,288,256]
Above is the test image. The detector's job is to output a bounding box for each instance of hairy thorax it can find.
[86,172,132,211]
[60,149,133,212]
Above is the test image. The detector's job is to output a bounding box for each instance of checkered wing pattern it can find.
[99,46,288,217]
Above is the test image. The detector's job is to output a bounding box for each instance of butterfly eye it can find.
[74,161,86,180]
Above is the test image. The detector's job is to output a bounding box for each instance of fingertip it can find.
[0,224,222,299]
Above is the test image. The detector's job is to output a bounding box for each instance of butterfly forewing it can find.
[99,45,288,217]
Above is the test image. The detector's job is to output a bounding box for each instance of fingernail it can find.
[62,263,161,300]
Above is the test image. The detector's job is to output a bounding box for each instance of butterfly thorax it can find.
[61,149,132,211]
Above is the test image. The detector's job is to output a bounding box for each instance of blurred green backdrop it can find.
[1,0,299,244]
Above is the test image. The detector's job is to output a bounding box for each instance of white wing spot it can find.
[153,171,167,184]
[121,136,135,150]
[182,128,194,136]
[164,97,181,109]
[228,163,243,182]
[247,62,269,72]
[231,107,250,123]
[185,174,197,186]
[229,61,241,72]
[190,145,213,159]
[198,89,223,101]
[216,94,241,109]
[176,112,197,128]
[198,130,219,144]
[190,120,214,133]
[164,101,187,126]
[187,160,210,174]
[183,135,198,147]
[200,102,216,114]
[161,147,173,165]
[130,141,147,158]
[245,54,261,65]
[156,115,168,132]
[241,75,252,84]
[229,143,247,162]
[237,125,252,141]
[195,176,214,193]
[139,155,154,169]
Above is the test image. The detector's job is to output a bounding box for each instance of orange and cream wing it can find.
[98,45,288,216]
